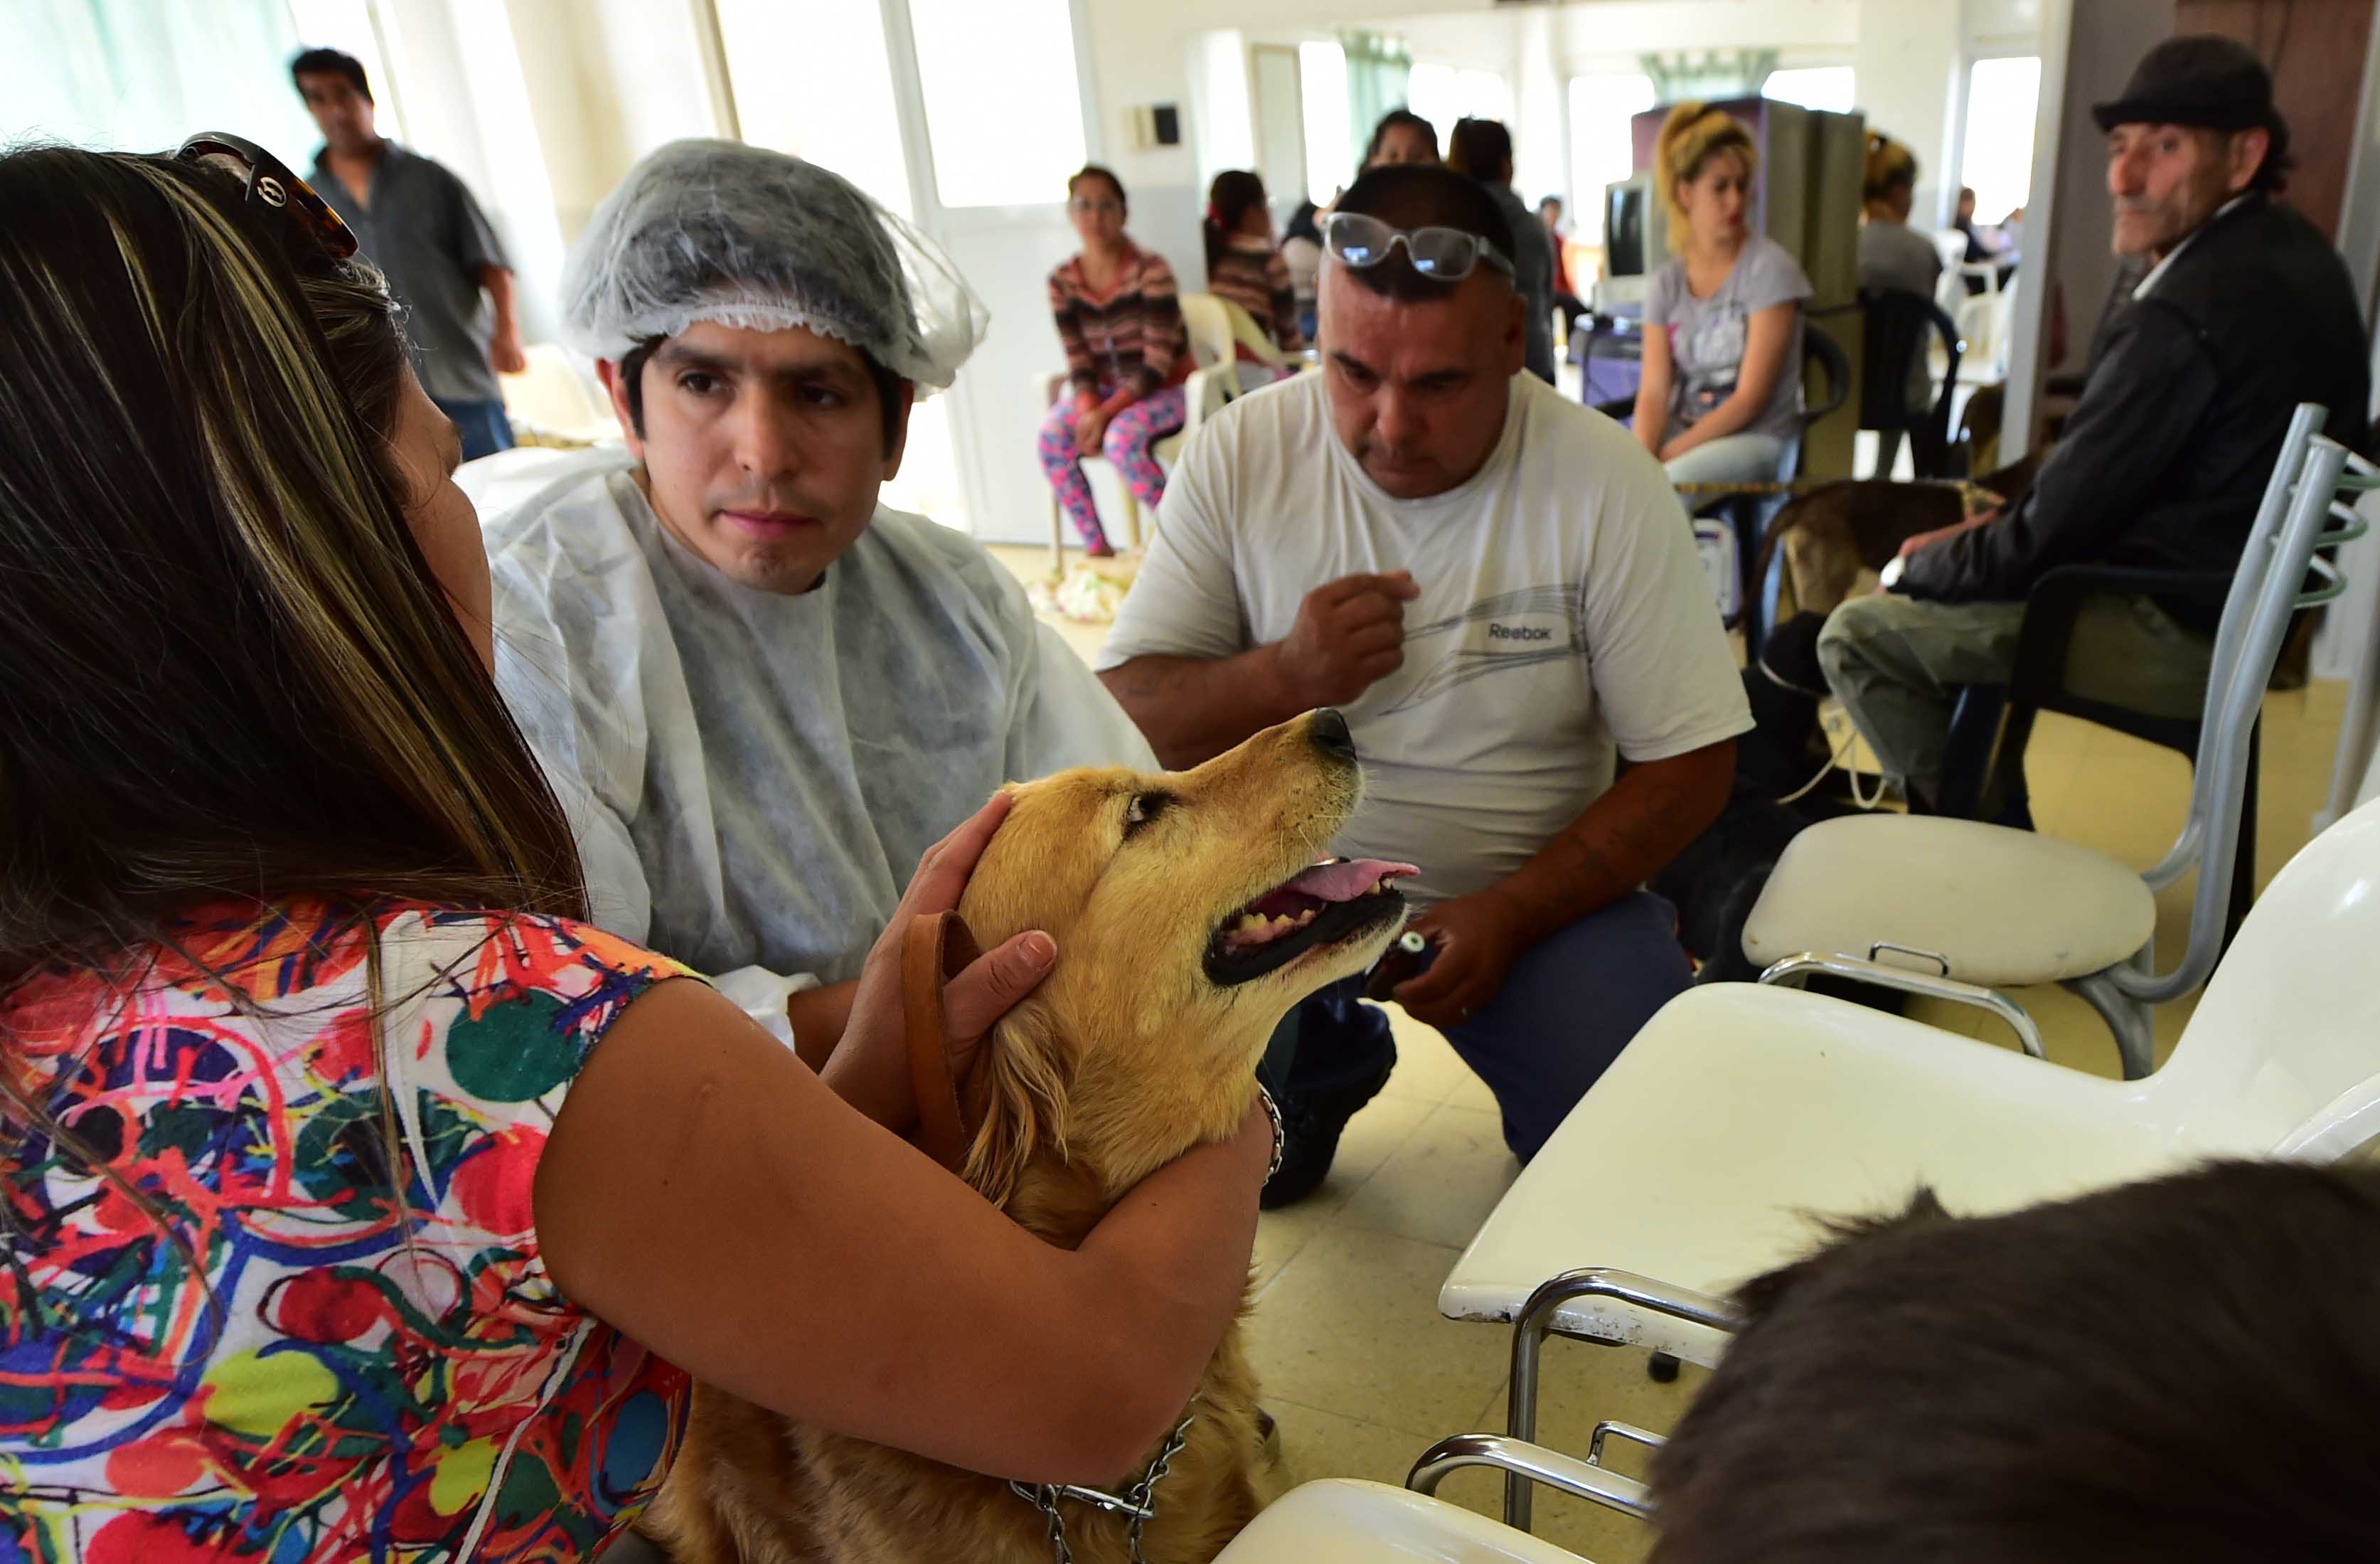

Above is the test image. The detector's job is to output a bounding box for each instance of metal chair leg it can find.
[2061,967,2157,1079]
[1502,1270,1737,1533]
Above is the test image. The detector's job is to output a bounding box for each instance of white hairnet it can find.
[560,139,988,391]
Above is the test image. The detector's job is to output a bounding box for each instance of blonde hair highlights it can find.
[1655,102,1758,250]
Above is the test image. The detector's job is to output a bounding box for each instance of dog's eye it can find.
[1122,792,1171,837]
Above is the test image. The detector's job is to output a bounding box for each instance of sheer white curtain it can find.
[8,0,332,167]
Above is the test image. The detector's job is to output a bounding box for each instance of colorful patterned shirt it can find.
[0,900,691,1564]
[1205,234,1305,356]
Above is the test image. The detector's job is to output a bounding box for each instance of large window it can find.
[905,0,1086,208]
[1960,55,2042,225]
[1565,72,1657,245]
[715,0,911,218]
[1406,63,1512,140]
[1299,40,1353,203]
[1762,66,1855,114]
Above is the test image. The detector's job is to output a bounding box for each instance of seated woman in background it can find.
[1362,107,1440,170]
[1857,132,1946,472]
[1631,102,1813,484]
[1203,169,1305,358]
[1857,132,1943,300]
[0,139,1269,1561]
[1446,116,1557,383]
[1041,163,1192,556]
[1281,198,1324,344]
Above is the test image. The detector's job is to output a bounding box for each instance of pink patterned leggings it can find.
[1037,386,1188,553]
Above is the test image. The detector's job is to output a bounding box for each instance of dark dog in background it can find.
[1739,450,2046,629]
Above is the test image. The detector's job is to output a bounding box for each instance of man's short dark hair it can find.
[1328,164,1517,304]
[290,47,372,104]
[1446,117,1515,182]
[1648,1161,2380,1563]
[617,339,907,457]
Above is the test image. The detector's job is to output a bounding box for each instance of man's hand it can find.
[491,329,529,377]
[1074,408,1113,457]
[1276,571,1421,708]
[1896,507,2000,561]
[1392,891,1528,1030]
[826,792,1057,1132]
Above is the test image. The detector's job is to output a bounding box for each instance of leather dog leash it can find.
[902,910,986,1174]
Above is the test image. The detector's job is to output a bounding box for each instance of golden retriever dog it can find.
[641,708,1415,1564]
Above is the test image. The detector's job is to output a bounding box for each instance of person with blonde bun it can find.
[1629,102,1811,483]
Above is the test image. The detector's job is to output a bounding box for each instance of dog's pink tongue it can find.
[1288,858,1419,903]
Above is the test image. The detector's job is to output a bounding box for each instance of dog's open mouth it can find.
[1203,857,1418,987]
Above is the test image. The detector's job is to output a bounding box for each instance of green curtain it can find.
[1639,48,1780,102]
[1341,30,1413,171]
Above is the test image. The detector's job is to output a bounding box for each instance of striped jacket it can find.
[1050,243,1190,403]
[1207,234,1306,354]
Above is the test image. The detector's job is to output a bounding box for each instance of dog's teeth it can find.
[1237,913,1267,935]
[1271,914,1297,930]
[1294,908,1316,925]
[1373,877,1389,893]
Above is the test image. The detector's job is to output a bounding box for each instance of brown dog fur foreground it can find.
[640,713,1409,1564]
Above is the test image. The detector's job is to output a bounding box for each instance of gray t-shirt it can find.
[313,142,509,405]
[1645,234,1813,443]
[1857,220,1945,300]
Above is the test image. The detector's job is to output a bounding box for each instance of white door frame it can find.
[875,0,1105,541]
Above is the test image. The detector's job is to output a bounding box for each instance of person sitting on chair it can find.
[1857,132,1946,476]
[1818,36,2369,810]
[1632,102,1813,485]
[1096,164,1749,1200]
[1649,1160,2380,1562]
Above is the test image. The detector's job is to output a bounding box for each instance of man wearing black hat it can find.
[1815,35,2368,808]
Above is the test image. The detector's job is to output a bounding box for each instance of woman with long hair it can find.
[1202,169,1304,356]
[1040,163,1193,556]
[0,140,1268,1561]
[1630,102,1814,483]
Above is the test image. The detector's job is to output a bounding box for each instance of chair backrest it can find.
[1214,296,1287,367]
[2157,794,2380,1149]
[2121,415,2344,1006]
[499,343,612,433]
[1178,292,1235,373]
[1800,320,1850,428]
[1857,289,1965,474]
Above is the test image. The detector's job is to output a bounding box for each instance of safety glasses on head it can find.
[1321,211,1513,282]
[176,132,359,262]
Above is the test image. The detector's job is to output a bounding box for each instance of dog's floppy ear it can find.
[961,1001,1072,1206]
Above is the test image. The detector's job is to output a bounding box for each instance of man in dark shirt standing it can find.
[291,48,527,461]
[1818,35,2369,807]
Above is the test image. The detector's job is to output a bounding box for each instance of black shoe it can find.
[1259,1063,1394,1209]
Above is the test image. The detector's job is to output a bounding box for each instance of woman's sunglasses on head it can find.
[176,132,358,261]
[1321,212,1514,282]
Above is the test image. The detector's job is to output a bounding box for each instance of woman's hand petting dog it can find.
[1392,891,1527,1029]
[824,792,1057,1134]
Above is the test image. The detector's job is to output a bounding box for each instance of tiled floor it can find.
[993,543,2350,1561]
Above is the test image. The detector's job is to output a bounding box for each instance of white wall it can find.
[1853,0,1963,227]
[2003,0,2173,457]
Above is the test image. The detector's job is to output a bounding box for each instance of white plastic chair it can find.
[1744,413,2367,1077]
[1042,293,1234,569]
[497,342,621,447]
[1439,791,2380,1529]
[1212,1477,1591,1563]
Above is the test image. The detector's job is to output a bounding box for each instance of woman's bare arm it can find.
[1631,324,1675,459]
[536,977,1269,1486]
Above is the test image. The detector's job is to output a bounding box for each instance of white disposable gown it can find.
[481,449,1155,1032]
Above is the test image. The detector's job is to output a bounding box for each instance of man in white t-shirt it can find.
[1099,164,1751,1200]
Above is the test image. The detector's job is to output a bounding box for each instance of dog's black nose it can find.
[1309,708,1357,761]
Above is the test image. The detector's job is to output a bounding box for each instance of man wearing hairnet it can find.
[482,140,1153,1053]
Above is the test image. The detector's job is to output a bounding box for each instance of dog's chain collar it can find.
[1255,1084,1285,1182]
[1010,1410,1197,1564]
